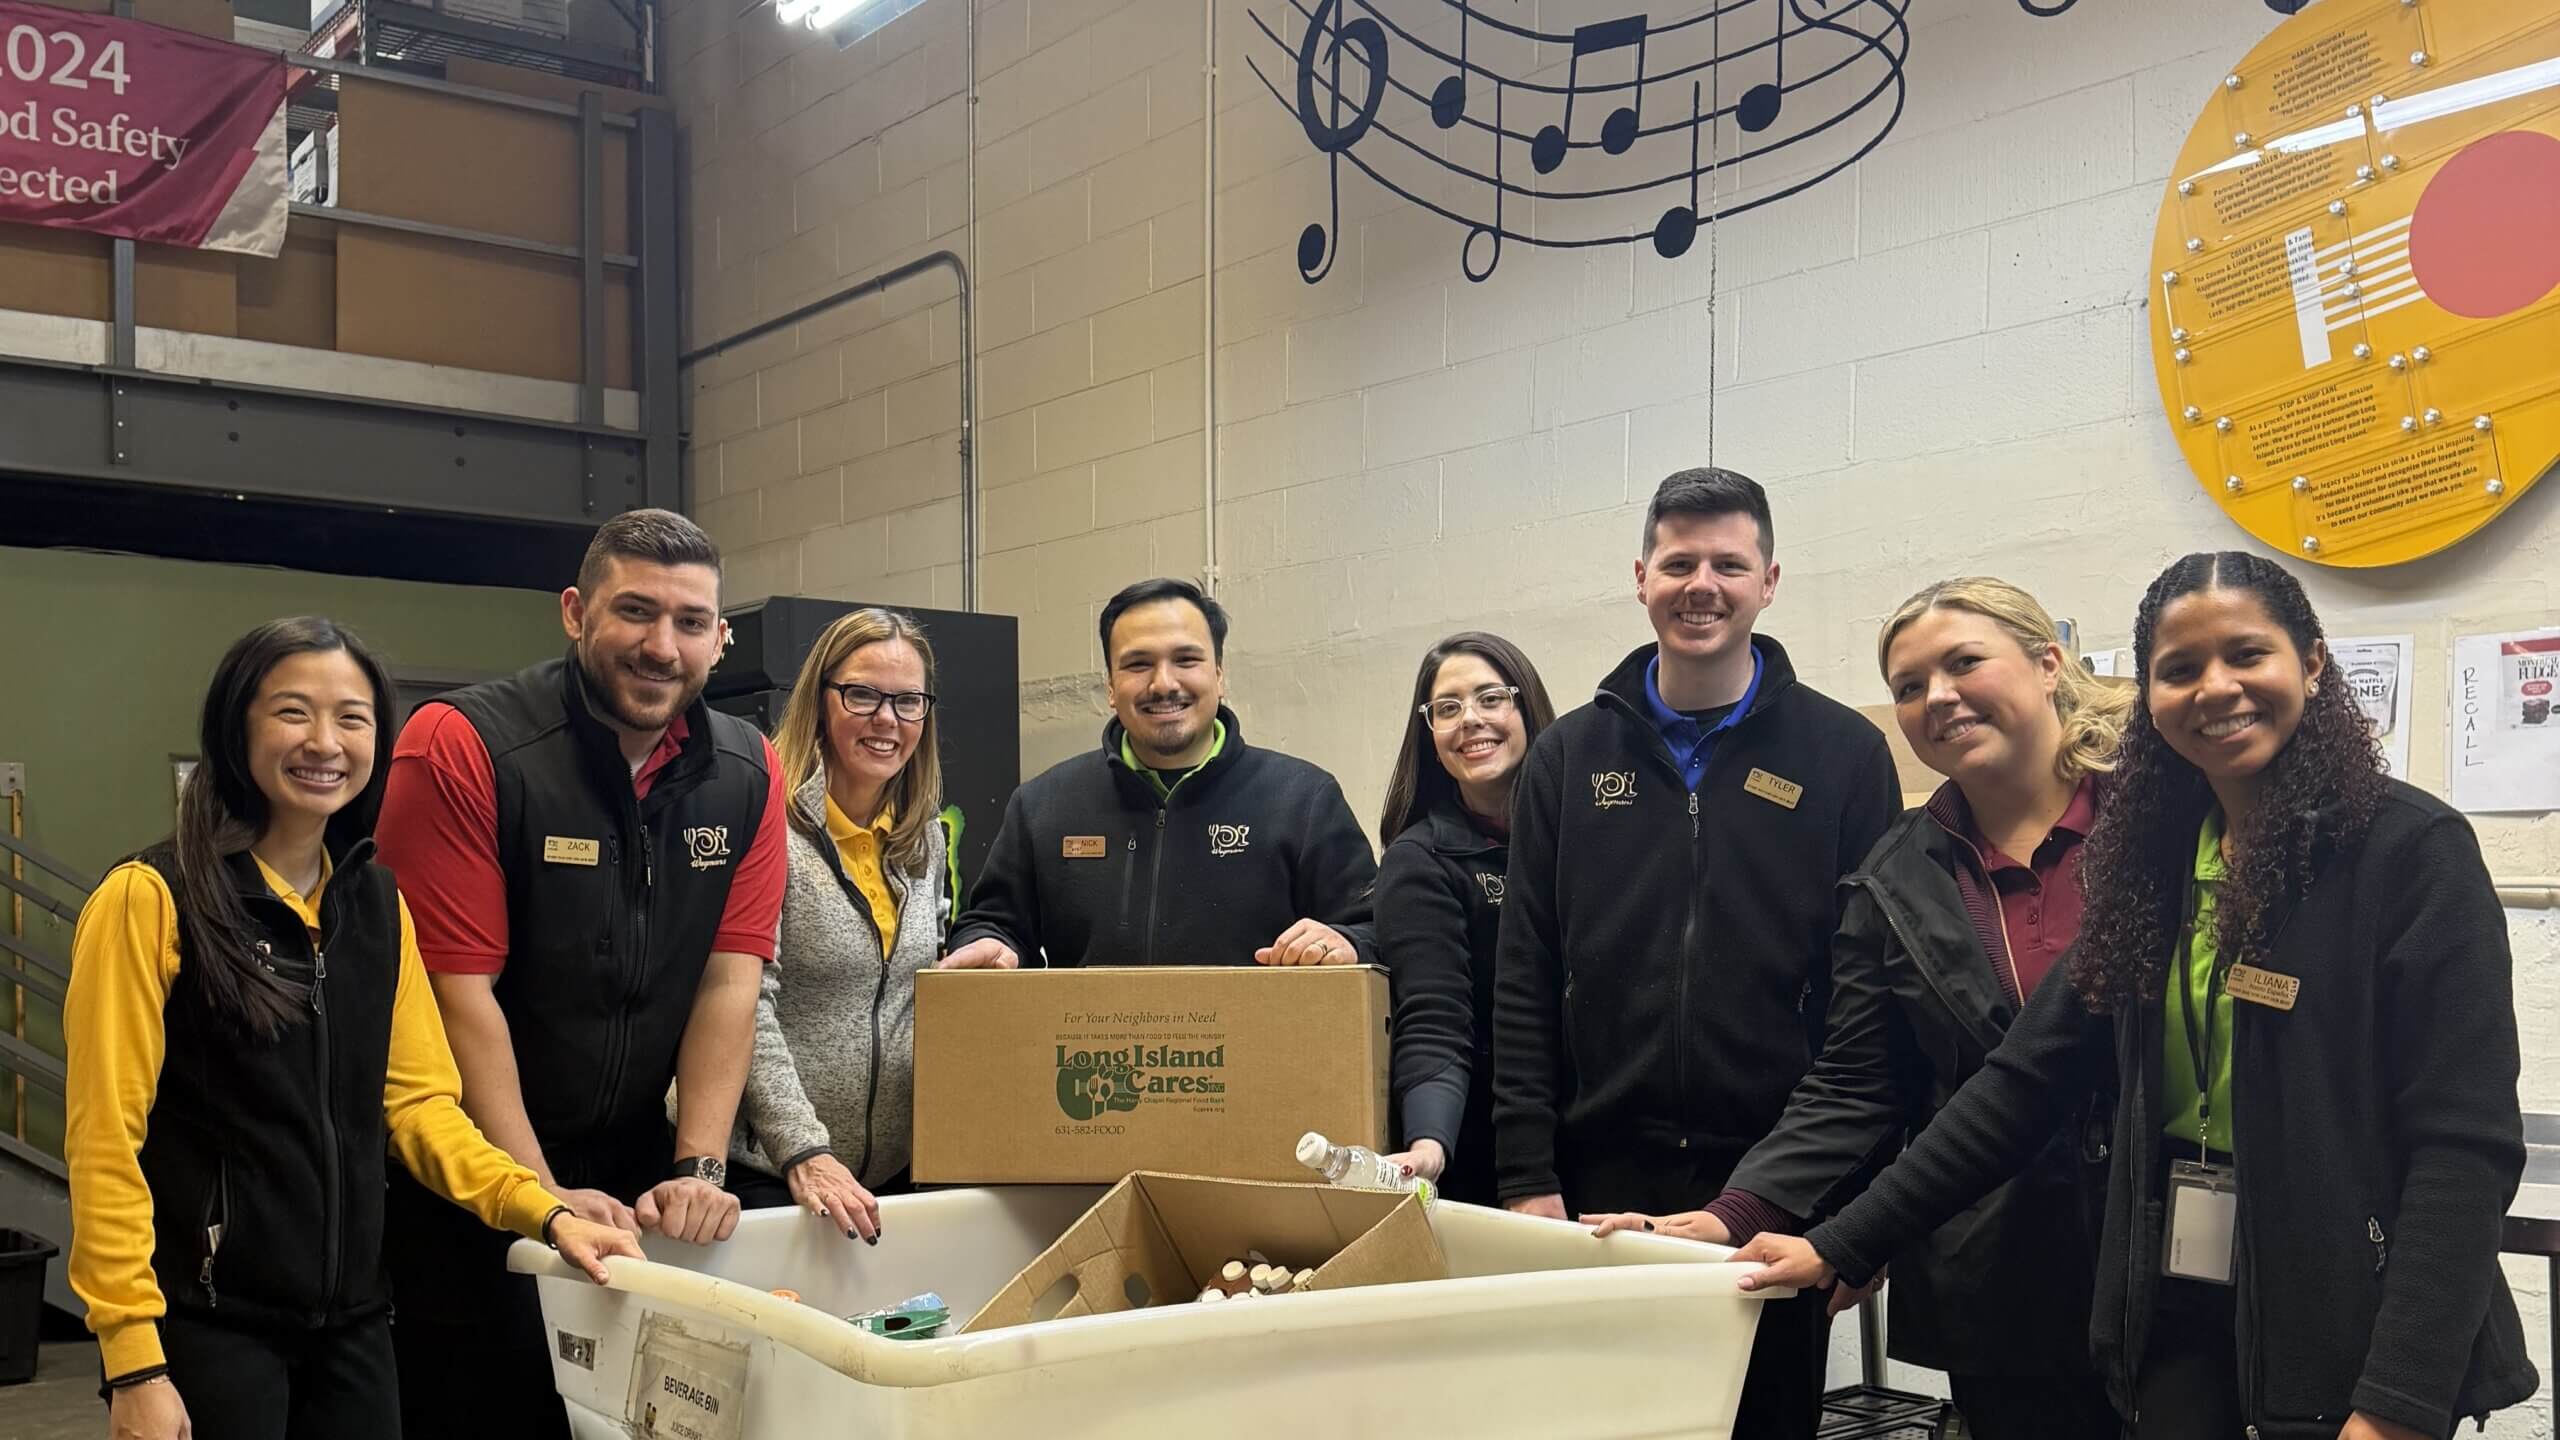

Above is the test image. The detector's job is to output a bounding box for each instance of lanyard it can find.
[2172,878,2229,1162]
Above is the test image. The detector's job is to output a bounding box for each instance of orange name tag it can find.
[1062,836,1108,859]
[2224,964,2299,1011]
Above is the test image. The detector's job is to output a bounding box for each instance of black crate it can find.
[0,1228,60,1386]
[1818,1383,1949,1440]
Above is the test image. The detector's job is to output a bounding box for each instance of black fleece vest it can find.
[440,656,770,1165]
[136,842,401,1331]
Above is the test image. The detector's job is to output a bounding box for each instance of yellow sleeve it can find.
[381,894,563,1241]
[63,862,183,1380]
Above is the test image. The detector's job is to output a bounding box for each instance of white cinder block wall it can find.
[663,0,2556,1423]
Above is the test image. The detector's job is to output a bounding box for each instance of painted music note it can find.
[1462,79,1507,280]
[1430,0,1473,127]
[1292,0,1390,283]
[1738,1,1785,133]
[1653,81,1702,259]
[1531,15,1647,175]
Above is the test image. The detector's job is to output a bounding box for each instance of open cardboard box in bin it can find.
[960,1172,1446,1334]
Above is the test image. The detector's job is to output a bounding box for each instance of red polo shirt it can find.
[377,701,787,975]
[1935,774,2099,1005]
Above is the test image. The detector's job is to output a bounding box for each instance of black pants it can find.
[1563,1139,1828,1440]
[386,1131,664,1440]
[1948,1371,2125,1440]
[157,1309,400,1439]
[2132,1276,2243,1439]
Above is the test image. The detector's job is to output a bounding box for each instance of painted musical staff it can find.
[1248,0,2084,284]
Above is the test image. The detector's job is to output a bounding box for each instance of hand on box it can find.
[1254,918,1354,966]
[553,1185,638,1233]
[1382,1139,1445,1183]
[639,1176,741,1245]
[788,1152,882,1244]
[938,938,1019,970]
[1504,1193,1568,1221]
[108,1377,190,1439]
[1581,1209,1730,1245]
[548,1212,646,1284]
[1730,1233,1836,1295]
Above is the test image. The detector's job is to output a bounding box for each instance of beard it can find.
[579,642,704,736]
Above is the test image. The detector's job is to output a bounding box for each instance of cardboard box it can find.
[913,966,1390,1185]
[960,1172,1445,1334]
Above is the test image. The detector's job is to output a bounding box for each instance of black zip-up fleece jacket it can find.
[1811,781,2539,1438]
[949,707,1377,967]
[1725,804,2111,1377]
[1376,802,1506,1205]
[135,841,401,1332]
[1492,637,1900,1204]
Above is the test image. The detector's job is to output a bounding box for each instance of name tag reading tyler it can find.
[2224,964,2299,1011]
[1062,836,1108,859]
[542,836,601,867]
[1743,768,1803,810]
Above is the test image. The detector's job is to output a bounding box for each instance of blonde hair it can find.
[773,608,944,876]
[1876,577,2132,783]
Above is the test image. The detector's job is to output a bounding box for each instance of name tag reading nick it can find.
[2224,964,2299,1011]
[1743,768,1803,810]
[1062,836,1108,859]
[542,836,601,867]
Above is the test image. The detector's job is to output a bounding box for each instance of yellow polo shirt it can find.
[824,796,902,943]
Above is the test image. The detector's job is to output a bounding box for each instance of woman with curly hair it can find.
[1587,577,2129,1439]
[1727,553,2538,1440]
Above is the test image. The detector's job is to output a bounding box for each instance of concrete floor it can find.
[8,1342,100,1440]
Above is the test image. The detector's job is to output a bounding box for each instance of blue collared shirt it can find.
[1643,646,1764,792]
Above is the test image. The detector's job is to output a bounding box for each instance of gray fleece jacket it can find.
[726,773,947,1187]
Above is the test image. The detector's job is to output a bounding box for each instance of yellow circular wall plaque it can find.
[2150,0,2560,567]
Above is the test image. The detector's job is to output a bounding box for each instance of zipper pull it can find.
[310,948,328,1013]
[1688,789,1699,838]
[1155,809,1166,830]
[641,823,655,888]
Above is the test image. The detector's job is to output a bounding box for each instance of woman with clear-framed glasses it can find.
[701,607,979,1242]
[1373,632,1557,1205]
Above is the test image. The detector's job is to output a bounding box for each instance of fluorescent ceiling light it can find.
[794,0,927,40]
[2374,57,2560,131]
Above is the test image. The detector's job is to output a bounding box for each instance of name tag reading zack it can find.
[1743,768,1803,810]
[542,836,601,867]
[2224,964,2299,1011]
[1062,836,1108,859]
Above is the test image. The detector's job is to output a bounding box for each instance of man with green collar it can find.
[945,578,1377,969]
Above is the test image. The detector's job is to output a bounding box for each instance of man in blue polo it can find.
[1494,468,1900,1440]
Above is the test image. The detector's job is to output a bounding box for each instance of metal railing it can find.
[0,781,84,1180]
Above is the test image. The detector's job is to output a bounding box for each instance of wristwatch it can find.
[669,1155,727,1188]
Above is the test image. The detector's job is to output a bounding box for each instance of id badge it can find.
[2162,1159,2237,1285]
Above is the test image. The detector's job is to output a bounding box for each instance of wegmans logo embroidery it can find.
[1589,771,1638,809]
[1207,822,1252,857]
[1477,873,1506,905]
[683,825,732,870]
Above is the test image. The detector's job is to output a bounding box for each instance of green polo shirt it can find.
[1121,719,1227,801]
[2162,808,2237,1153]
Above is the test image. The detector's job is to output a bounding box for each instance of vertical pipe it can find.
[962,0,981,611]
[636,106,685,512]
[1198,0,1218,594]
[578,90,608,430]
[9,791,23,1145]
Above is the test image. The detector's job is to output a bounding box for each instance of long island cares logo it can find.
[1054,1043,1228,1121]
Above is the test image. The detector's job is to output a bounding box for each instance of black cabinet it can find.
[709,597,1020,899]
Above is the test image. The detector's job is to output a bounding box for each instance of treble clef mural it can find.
[1293,0,1391,282]
[1247,0,2096,284]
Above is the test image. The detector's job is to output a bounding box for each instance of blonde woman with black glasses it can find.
[714,608,991,1242]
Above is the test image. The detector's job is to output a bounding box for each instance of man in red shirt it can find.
[376,509,786,1439]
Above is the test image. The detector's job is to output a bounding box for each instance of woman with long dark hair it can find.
[1587,577,2129,1439]
[65,618,639,1440]
[1373,631,1556,1204]
[1730,555,2539,1440]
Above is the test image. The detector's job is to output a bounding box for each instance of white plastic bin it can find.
[511,1189,1787,1439]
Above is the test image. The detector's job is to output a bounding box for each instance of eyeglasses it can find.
[1420,685,1521,732]
[830,683,937,722]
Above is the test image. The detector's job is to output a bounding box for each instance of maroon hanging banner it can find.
[0,0,286,256]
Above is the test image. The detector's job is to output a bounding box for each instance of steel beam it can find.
[636,106,683,511]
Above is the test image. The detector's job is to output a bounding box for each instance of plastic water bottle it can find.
[1296,1132,1436,1207]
